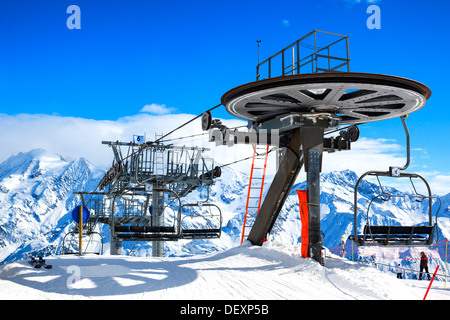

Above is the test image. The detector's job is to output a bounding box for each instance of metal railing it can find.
[256,30,350,80]
[329,239,450,284]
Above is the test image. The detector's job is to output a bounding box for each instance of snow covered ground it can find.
[0,241,448,300]
[0,149,448,301]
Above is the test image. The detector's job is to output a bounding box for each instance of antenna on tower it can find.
[257,40,261,65]
[256,40,261,80]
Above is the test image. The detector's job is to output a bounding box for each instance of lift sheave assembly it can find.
[203,30,436,264]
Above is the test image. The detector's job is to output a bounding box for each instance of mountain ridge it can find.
[0,149,448,264]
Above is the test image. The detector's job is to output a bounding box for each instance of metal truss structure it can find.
[73,140,222,257]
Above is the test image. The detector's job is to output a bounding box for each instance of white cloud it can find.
[414,172,450,196]
[430,175,450,196]
[322,137,403,175]
[0,113,246,171]
[140,103,176,115]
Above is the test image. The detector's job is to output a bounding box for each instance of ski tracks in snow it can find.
[0,243,447,299]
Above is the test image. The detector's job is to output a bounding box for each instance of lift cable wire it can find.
[88,103,224,187]
[151,103,223,144]
[158,131,209,144]
[80,103,223,206]
[82,95,357,206]
[218,147,276,169]
[159,125,247,144]
[83,120,357,206]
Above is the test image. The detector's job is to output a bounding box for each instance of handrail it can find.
[399,115,410,171]
[256,30,350,80]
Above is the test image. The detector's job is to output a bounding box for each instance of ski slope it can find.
[0,242,447,300]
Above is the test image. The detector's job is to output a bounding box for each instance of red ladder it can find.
[240,145,270,245]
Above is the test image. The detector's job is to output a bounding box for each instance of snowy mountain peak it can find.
[0,149,67,180]
[322,169,358,185]
[0,149,103,264]
[291,169,359,198]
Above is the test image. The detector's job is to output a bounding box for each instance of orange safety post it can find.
[296,190,309,258]
[423,265,440,300]
[240,148,257,245]
[78,205,83,255]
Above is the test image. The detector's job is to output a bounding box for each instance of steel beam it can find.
[307,149,324,264]
[300,124,325,264]
[151,187,165,257]
[247,120,328,264]
[110,238,122,255]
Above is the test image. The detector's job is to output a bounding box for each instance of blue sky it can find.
[0,0,449,194]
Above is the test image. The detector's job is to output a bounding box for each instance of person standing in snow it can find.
[395,262,403,279]
[419,251,431,280]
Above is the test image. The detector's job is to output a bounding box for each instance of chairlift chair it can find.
[62,229,104,255]
[112,187,182,241]
[349,170,441,247]
[180,200,223,239]
[349,116,441,247]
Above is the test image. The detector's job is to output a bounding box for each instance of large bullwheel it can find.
[222,73,431,125]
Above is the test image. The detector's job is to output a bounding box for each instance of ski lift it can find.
[62,205,104,255]
[62,229,104,255]
[349,116,441,247]
[180,188,222,239]
[349,171,441,247]
[112,188,182,241]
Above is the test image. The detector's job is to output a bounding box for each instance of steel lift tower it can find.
[203,30,431,264]
[74,139,222,257]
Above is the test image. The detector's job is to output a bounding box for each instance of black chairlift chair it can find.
[349,116,441,247]
[348,171,441,247]
[180,187,223,239]
[112,188,182,241]
[180,202,222,239]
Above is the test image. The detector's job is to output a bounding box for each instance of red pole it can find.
[296,190,309,258]
[423,265,440,300]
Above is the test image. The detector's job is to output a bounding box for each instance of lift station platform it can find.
[205,30,431,264]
